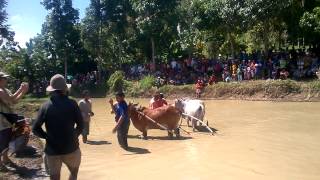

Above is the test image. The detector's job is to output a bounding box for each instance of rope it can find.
[179,126,191,135]
[136,111,170,132]
[181,113,214,135]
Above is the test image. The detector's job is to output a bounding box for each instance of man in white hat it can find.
[33,74,83,180]
[0,72,28,171]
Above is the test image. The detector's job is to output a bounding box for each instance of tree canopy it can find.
[1,0,320,81]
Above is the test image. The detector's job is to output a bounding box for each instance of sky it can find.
[7,0,90,47]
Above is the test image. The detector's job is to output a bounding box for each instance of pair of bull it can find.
[128,99,206,139]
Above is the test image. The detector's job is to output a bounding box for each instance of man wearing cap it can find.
[0,72,28,171]
[32,74,83,180]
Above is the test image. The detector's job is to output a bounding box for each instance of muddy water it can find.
[60,99,320,180]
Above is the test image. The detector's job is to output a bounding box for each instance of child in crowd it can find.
[195,79,205,98]
[279,69,289,80]
[237,66,243,82]
[232,62,237,81]
[208,74,217,85]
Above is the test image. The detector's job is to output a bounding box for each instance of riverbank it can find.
[0,99,47,180]
[123,79,320,102]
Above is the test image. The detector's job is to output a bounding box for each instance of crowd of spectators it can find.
[123,48,320,86]
[24,71,103,97]
[8,48,320,97]
[71,71,99,88]
[32,79,49,97]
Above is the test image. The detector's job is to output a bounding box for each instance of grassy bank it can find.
[13,97,47,118]
[121,79,320,102]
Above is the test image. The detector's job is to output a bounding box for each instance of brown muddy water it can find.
[60,98,320,180]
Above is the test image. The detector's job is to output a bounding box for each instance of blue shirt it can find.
[115,101,129,123]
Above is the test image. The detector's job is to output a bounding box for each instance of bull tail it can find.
[196,106,204,120]
[197,104,208,126]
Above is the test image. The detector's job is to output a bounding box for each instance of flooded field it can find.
[60,99,320,180]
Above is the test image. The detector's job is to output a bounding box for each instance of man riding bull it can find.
[149,92,167,110]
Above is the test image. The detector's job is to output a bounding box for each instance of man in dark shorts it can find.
[33,74,83,180]
[109,92,130,150]
[0,72,28,171]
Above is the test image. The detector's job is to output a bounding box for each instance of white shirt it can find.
[78,99,92,122]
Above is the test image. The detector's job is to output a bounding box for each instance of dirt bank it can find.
[124,80,320,102]
[0,100,47,180]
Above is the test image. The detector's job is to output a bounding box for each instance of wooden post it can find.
[151,37,155,72]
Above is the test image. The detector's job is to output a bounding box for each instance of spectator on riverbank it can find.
[110,48,319,87]
[195,79,205,98]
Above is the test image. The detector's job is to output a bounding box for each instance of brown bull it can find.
[128,104,181,139]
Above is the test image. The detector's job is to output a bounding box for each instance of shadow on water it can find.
[128,134,192,141]
[86,140,111,145]
[124,146,151,155]
[195,126,218,134]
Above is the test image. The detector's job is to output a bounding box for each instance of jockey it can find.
[150,92,168,110]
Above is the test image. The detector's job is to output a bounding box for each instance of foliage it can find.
[139,75,155,90]
[300,7,320,44]
[41,0,89,76]
[107,70,126,93]
[130,0,180,62]
[0,0,15,47]
[1,0,320,91]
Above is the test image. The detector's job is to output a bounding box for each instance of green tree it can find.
[0,0,15,47]
[300,7,320,45]
[130,0,180,67]
[41,0,88,77]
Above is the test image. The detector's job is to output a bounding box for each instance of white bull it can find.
[175,99,206,131]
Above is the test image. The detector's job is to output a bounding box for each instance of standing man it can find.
[78,90,94,143]
[0,72,28,171]
[109,92,130,150]
[32,74,83,180]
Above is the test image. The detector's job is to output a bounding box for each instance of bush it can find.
[309,80,320,92]
[107,71,126,93]
[139,75,156,90]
